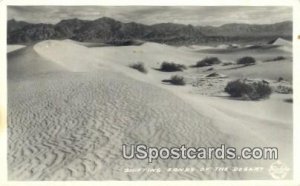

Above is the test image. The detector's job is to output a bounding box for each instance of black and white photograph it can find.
[5,5,294,181]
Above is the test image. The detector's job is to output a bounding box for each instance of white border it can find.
[0,0,299,185]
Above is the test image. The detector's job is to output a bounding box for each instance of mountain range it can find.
[7,17,292,45]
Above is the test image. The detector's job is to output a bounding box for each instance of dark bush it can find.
[225,80,252,98]
[225,80,272,100]
[169,75,186,85]
[206,72,220,77]
[284,98,293,103]
[237,57,256,65]
[264,56,286,62]
[106,39,144,46]
[253,82,272,99]
[222,62,234,66]
[275,85,293,94]
[107,40,135,46]
[278,77,284,82]
[206,67,214,71]
[129,62,147,73]
[160,62,186,72]
[273,56,286,61]
[194,57,221,67]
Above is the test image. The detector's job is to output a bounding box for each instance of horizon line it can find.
[7,17,293,28]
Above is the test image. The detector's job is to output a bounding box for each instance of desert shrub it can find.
[129,62,147,73]
[273,56,286,61]
[225,80,252,98]
[222,62,234,66]
[278,77,284,82]
[284,98,293,103]
[106,39,144,46]
[237,57,256,65]
[206,67,214,71]
[225,80,271,100]
[160,62,186,72]
[206,72,219,77]
[264,56,286,62]
[275,85,293,94]
[194,57,221,67]
[253,82,272,99]
[169,75,186,85]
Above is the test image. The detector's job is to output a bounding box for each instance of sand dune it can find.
[220,61,292,81]
[8,42,239,180]
[271,38,292,47]
[7,45,26,53]
[7,40,293,180]
[8,46,65,80]
[8,71,237,180]
[270,38,292,53]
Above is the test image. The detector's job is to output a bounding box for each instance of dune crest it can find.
[33,40,104,72]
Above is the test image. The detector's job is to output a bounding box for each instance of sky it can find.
[7,6,292,26]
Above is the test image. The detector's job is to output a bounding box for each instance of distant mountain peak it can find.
[94,17,120,23]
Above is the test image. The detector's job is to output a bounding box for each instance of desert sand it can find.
[7,39,293,180]
[7,45,26,53]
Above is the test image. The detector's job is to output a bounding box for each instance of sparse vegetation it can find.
[170,75,186,85]
[225,79,272,100]
[160,62,186,72]
[162,75,186,85]
[236,57,256,65]
[129,62,147,73]
[106,39,144,46]
[264,56,286,62]
[206,67,214,71]
[278,77,284,82]
[284,98,293,103]
[273,56,286,61]
[206,72,219,77]
[274,85,293,94]
[222,62,234,66]
[194,57,221,67]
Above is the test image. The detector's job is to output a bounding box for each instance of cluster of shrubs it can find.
[192,56,257,67]
[193,57,221,67]
[129,56,260,89]
[132,56,257,74]
[236,57,256,65]
[225,79,272,100]
[129,62,147,73]
[160,62,187,72]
